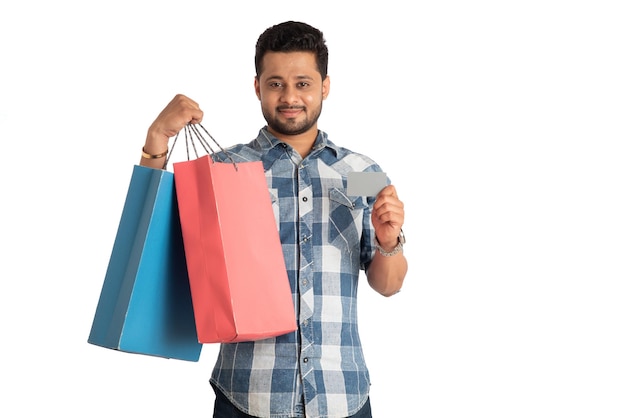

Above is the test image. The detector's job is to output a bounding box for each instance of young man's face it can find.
[255,51,330,138]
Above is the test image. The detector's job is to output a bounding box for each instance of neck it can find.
[269,127,318,158]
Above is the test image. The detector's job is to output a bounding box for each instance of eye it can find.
[269,82,283,89]
[297,82,310,88]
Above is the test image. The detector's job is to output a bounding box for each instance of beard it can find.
[262,103,323,136]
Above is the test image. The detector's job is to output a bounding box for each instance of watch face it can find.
[399,229,406,244]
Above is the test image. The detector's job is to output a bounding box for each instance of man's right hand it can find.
[141,94,204,167]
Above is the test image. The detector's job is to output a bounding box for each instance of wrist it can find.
[374,230,406,257]
[141,146,168,159]
[144,128,170,152]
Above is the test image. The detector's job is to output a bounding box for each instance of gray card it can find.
[346,172,387,196]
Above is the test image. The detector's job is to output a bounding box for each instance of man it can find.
[140,21,407,418]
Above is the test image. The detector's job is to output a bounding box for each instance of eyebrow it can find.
[265,74,315,82]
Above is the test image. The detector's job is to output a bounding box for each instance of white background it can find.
[1,1,625,417]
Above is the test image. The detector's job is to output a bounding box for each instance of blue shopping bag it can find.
[88,165,202,361]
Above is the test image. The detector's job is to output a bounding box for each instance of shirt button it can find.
[302,196,308,202]
[303,358,309,363]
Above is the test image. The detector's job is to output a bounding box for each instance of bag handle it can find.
[163,123,238,171]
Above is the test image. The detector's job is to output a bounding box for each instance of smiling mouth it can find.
[278,106,304,118]
[279,109,302,119]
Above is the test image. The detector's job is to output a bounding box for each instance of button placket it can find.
[297,162,315,382]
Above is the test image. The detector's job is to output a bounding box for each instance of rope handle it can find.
[163,123,238,171]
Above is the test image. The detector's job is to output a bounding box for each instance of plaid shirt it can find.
[210,128,388,418]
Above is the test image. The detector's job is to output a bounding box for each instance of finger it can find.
[377,184,396,196]
[373,201,404,223]
[374,194,404,214]
[376,209,404,226]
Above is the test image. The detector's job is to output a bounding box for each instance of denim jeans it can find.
[212,386,373,418]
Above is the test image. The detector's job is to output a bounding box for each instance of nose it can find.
[280,85,299,105]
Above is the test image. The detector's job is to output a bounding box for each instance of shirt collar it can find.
[256,127,340,157]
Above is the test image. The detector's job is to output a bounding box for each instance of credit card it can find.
[346,172,387,196]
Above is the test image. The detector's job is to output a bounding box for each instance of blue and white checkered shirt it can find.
[210,128,389,418]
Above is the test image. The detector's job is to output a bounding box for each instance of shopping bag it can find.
[88,165,202,361]
[173,124,297,343]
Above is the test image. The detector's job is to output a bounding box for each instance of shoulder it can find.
[324,138,384,174]
[213,138,263,164]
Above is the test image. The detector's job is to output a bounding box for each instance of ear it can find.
[322,75,330,100]
[254,77,261,100]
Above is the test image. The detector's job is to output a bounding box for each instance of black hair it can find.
[255,21,328,80]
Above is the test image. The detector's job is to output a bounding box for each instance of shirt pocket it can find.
[328,188,367,252]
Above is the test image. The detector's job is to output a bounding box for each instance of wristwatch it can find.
[375,229,406,257]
